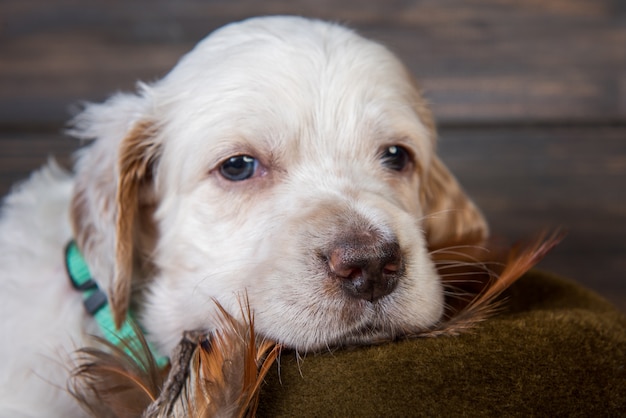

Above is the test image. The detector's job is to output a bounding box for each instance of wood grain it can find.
[1,0,624,125]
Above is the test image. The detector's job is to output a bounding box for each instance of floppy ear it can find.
[403,72,488,250]
[111,121,161,327]
[420,155,489,250]
[70,94,160,328]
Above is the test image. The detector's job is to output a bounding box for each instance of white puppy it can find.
[0,16,487,416]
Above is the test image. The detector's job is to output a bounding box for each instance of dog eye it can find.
[381,145,410,171]
[219,155,258,181]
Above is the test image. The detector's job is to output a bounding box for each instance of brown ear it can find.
[420,156,488,251]
[111,121,161,328]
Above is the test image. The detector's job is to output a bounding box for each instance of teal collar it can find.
[65,241,169,368]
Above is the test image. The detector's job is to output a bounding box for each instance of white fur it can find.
[0,163,93,416]
[0,16,485,415]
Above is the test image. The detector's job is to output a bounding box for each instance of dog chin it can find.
[268,320,409,352]
[251,289,442,352]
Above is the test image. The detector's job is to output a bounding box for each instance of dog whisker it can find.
[428,244,490,256]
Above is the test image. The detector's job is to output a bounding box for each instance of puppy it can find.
[0,16,487,416]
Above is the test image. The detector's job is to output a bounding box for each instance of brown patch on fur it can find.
[402,70,488,250]
[420,156,489,251]
[112,121,161,328]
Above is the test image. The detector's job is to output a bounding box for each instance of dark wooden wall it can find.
[1,1,625,310]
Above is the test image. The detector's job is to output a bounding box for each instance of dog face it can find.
[70,16,487,354]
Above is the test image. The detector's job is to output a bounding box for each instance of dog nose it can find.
[327,240,402,302]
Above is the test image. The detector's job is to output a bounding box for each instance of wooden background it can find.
[1,0,625,311]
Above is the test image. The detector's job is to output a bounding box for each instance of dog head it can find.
[69,16,487,354]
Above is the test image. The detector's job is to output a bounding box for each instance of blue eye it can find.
[219,155,258,181]
[381,145,410,171]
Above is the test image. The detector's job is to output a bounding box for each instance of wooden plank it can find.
[1,0,624,126]
[1,127,625,310]
[437,126,626,311]
[438,126,626,246]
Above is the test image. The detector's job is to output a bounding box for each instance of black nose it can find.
[327,239,402,302]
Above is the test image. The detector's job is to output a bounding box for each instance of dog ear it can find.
[111,121,161,328]
[404,74,488,250]
[69,95,160,329]
[420,155,489,250]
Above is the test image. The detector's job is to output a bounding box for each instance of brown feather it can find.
[69,322,168,417]
[173,300,280,418]
[71,298,280,418]
[421,229,565,337]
